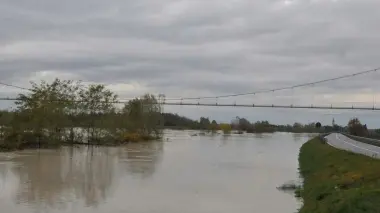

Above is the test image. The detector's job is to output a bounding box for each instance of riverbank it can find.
[298,137,380,213]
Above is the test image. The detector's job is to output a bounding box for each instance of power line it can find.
[164,67,380,101]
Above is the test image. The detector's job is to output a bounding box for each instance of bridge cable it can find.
[0,81,32,91]
[0,67,379,103]
[311,84,315,108]
[252,93,256,107]
[373,93,375,110]
[372,71,376,109]
[164,67,380,101]
[292,87,295,107]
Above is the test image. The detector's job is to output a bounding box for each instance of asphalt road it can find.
[325,133,380,159]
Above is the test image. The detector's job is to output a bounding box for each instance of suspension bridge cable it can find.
[0,81,140,101]
[0,96,377,110]
[0,97,136,104]
[163,67,380,101]
[1,66,379,102]
[0,81,32,91]
[0,81,147,102]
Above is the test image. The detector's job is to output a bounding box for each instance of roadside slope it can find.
[298,137,380,213]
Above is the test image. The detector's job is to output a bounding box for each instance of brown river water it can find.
[0,130,314,213]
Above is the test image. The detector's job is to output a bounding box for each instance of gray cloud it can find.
[1,0,380,125]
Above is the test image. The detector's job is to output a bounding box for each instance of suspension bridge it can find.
[161,102,380,111]
[1,96,379,111]
[155,67,380,111]
[0,67,380,111]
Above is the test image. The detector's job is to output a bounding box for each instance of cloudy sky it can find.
[1,0,380,127]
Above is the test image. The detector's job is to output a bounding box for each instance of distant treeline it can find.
[161,113,379,137]
[161,113,324,133]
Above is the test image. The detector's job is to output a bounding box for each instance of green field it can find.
[298,137,380,213]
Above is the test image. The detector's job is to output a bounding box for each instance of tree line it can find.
[161,114,378,136]
[161,115,317,133]
[0,79,163,151]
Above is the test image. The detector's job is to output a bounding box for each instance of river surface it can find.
[0,130,314,213]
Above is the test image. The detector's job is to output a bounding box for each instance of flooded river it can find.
[0,130,314,213]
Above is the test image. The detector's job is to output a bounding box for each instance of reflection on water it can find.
[118,142,164,178]
[13,147,116,208]
[0,130,310,213]
[0,141,163,212]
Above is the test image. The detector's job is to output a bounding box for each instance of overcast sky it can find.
[1,0,380,127]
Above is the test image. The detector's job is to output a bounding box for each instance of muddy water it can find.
[0,130,314,213]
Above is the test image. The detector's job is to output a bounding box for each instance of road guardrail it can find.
[341,133,380,147]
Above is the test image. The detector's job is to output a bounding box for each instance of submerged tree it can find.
[199,117,211,130]
[209,120,219,132]
[12,79,83,147]
[122,94,163,141]
[79,84,118,144]
[348,118,367,136]
[0,110,14,142]
[1,79,163,150]
[219,123,232,134]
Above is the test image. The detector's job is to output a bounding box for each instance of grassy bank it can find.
[298,137,380,213]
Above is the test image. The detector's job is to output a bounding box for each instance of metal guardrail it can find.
[318,131,380,147]
[341,133,380,147]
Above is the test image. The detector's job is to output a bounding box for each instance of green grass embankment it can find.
[298,137,380,213]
